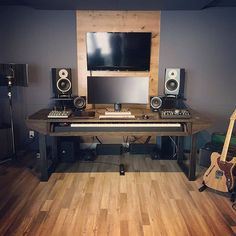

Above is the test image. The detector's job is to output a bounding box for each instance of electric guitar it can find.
[203,109,236,192]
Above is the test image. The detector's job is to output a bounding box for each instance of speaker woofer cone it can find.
[166,79,178,91]
[56,78,72,93]
[74,96,86,110]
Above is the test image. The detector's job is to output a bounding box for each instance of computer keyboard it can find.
[48,110,72,118]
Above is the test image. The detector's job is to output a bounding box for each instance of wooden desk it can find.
[26,108,211,181]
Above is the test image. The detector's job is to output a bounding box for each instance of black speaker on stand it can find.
[52,68,72,98]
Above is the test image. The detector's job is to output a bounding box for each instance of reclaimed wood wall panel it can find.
[76,11,160,143]
[76,11,161,107]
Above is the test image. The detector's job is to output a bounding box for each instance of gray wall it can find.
[0,7,77,147]
[159,8,236,134]
[0,6,235,149]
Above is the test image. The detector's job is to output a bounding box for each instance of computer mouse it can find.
[143,114,149,120]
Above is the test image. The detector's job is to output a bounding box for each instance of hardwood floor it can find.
[0,154,236,236]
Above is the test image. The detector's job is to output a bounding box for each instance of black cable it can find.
[122,136,129,143]
[122,136,126,143]
[95,136,102,144]
[168,136,178,159]
[145,136,151,144]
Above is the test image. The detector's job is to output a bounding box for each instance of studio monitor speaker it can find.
[52,68,72,98]
[73,96,86,110]
[164,68,185,97]
[150,96,162,112]
[58,137,78,162]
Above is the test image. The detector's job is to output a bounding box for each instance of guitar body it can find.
[203,152,236,192]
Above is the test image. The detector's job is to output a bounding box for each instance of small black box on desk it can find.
[96,144,123,155]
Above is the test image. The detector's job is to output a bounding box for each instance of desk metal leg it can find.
[51,137,58,162]
[177,136,184,164]
[177,134,197,181]
[188,133,197,181]
[39,133,48,181]
[48,137,59,174]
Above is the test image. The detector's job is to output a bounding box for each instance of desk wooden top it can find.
[26,108,211,136]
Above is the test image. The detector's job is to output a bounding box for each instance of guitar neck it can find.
[221,109,236,162]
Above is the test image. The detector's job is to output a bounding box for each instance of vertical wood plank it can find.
[76,11,161,109]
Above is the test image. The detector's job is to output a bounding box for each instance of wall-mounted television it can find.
[86,32,151,71]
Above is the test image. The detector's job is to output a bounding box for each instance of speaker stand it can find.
[119,164,125,175]
[7,76,16,159]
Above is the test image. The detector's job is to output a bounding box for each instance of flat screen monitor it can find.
[87,76,149,109]
[86,32,151,71]
[0,64,28,87]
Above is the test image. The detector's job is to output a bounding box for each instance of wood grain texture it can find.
[27,108,210,145]
[76,11,160,109]
[203,152,236,192]
[0,155,236,235]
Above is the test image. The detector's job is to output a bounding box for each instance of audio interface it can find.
[160,109,191,119]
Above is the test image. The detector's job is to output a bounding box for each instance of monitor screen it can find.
[86,32,151,71]
[87,76,149,105]
[0,64,28,87]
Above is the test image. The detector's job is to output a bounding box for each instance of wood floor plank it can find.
[0,155,236,236]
